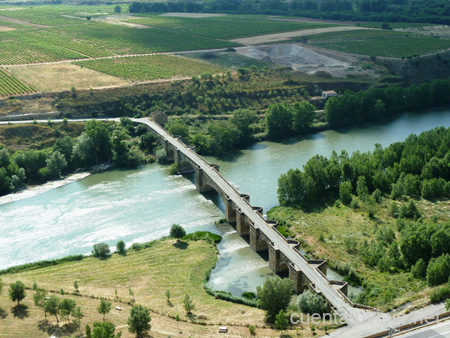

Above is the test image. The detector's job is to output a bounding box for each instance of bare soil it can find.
[0,26,14,31]
[230,26,369,45]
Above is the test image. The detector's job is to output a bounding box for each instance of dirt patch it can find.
[5,63,129,92]
[0,26,15,32]
[236,43,380,78]
[160,12,227,18]
[231,26,369,45]
[93,14,152,28]
[0,14,47,27]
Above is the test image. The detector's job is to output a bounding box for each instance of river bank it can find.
[0,164,113,206]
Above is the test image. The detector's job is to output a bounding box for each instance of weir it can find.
[134,117,370,323]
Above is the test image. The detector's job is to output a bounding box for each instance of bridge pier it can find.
[195,167,215,193]
[250,225,269,252]
[225,197,237,223]
[236,210,249,235]
[269,243,288,273]
[289,263,309,294]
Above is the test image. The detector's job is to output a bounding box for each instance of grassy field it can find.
[268,197,450,311]
[360,22,437,29]
[6,63,129,92]
[74,55,226,82]
[125,14,338,39]
[0,68,35,97]
[0,238,325,337]
[307,28,450,57]
[181,50,273,70]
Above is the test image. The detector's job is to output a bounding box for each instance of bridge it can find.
[133,117,373,324]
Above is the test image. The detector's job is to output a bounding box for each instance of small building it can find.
[322,90,337,98]
[150,110,168,126]
[219,326,228,333]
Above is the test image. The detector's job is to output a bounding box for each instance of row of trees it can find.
[278,126,450,209]
[0,118,156,197]
[1,279,151,338]
[129,0,450,24]
[325,78,450,127]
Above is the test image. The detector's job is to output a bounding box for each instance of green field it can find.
[125,14,338,39]
[360,22,437,29]
[182,51,272,70]
[75,55,226,81]
[306,29,450,57]
[0,68,35,97]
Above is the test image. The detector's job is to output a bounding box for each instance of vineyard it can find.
[305,29,411,41]
[311,36,450,58]
[74,55,226,81]
[0,68,35,97]
[125,15,338,39]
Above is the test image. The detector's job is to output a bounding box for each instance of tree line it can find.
[278,126,450,209]
[325,77,450,127]
[128,0,450,25]
[0,118,156,197]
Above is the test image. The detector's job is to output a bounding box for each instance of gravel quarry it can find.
[237,43,360,76]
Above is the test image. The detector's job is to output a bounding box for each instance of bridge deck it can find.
[134,118,368,324]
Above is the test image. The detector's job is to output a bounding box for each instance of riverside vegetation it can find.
[270,126,450,310]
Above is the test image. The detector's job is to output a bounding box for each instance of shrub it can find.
[427,254,450,286]
[169,163,179,175]
[297,290,330,315]
[430,285,450,303]
[92,243,111,259]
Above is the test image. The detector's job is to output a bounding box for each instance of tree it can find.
[168,122,189,140]
[339,181,353,205]
[72,306,84,334]
[207,121,240,154]
[84,120,112,164]
[33,288,48,317]
[127,304,151,337]
[44,295,60,324]
[92,243,111,259]
[170,224,186,240]
[291,101,315,134]
[229,109,258,145]
[356,176,369,200]
[165,290,171,303]
[54,136,74,163]
[426,254,450,286]
[266,103,292,140]
[275,309,288,330]
[9,281,26,306]
[92,321,122,338]
[112,126,130,166]
[183,294,194,314]
[116,240,126,255]
[411,258,427,279]
[297,290,330,315]
[114,5,121,13]
[74,280,79,293]
[256,277,294,322]
[60,298,76,323]
[45,152,67,179]
[98,298,112,320]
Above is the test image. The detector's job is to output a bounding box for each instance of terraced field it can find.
[0,68,35,97]
[74,55,226,81]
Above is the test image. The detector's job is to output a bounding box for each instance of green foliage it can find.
[59,298,76,323]
[98,298,112,320]
[84,120,112,164]
[446,299,450,311]
[411,258,427,279]
[45,150,67,178]
[249,325,256,334]
[275,309,289,330]
[43,295,60,324]
[127,304,151,337]
[170,224,186,239]
[256,277,294,322]
[9,280,26,306]
[204,287,258,307]
[169,163,179,175]
[92,243,111,259]
[116,240,126,255]
[168,122,189,140]
[266,103,293,140]
[426,254,450,286]
[339,181,353,205]
[0,68,36,97]
[229,109,258,145]
[0,255,84,275]
[155,148,167,164]
[430,285,450,303]
[182,231,222,243]
[183,294,194,314]
[92,321,122,338]
[399,201,421,219]
[111,126,130,167]
[297,290,330,315]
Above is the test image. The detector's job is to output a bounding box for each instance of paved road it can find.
[398,320,450,338]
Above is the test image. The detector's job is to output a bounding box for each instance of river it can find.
[1,108,449,298]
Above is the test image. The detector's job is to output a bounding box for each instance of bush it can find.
[155,148,167,164]
[170,224,186,239]
[92,243,111,259]
[169,163,179,175]
[297,290,330,315]
[427,254,450,286]
[350,199,359,209]
[411,258,427,279]
[116,240,126,255]
[430,285,450,303]
[0,255,84,275]
[204,287,258,307]
[183,231,222,243]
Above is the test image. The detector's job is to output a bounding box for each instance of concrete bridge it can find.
[134,117,372,324]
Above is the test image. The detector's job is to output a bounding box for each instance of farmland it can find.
[125,14,338,39]
[74,55,226,81]
[0,68,35,97]
[306,29,450,57]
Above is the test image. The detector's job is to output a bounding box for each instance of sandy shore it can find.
[0,172,91,206]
